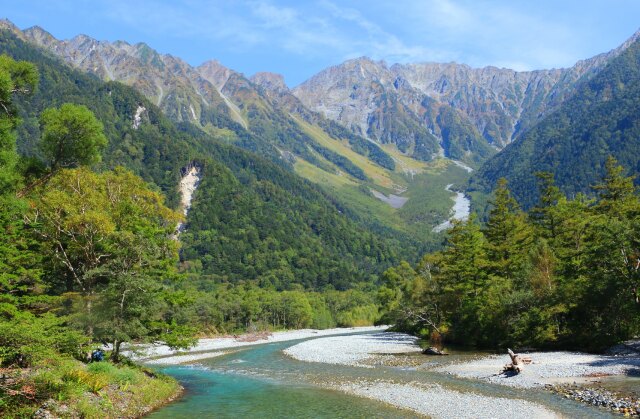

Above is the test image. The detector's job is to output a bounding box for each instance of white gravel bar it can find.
[437,351,640,388]
[284,332,422,367]
[145,351,230,365]
[127,326,387,364]
[285,332,557,418]
[340,381,559,419]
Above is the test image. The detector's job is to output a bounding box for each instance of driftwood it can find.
[502,348,532,374]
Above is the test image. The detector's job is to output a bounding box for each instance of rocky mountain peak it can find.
[250,72,289,93]
[23,25,58,46]
[197,60,236,90]
[0,18,20,34]
[69,33,98,50]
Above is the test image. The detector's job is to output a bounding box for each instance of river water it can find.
[149,331,613,418]
[433,184,471,232]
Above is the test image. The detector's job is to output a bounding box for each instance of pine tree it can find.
[530,172,562,240]
[483,178,534,279]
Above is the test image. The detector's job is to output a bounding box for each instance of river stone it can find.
[606,339,640,356]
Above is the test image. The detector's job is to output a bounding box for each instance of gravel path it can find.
[339,381,559,419]
[284,332,422,367]
[437,351,640,388]
[128,326,387,364]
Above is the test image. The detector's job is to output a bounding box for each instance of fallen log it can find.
[502,348,532,374]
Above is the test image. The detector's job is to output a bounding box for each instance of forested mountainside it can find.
[0,30,410,290]
[383,159,640,351]
[471,34,640,209]
[0,20,397,179]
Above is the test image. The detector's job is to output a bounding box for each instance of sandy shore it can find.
[128,326,387,364]
[436,351,640,388]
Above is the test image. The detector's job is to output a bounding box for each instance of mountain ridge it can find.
[470,32,640,209]
[5,17,637,169]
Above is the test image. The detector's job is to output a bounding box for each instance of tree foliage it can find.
[389,162,640,350]
[40,103,107,170]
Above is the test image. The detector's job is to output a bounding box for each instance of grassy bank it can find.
[1,358,181,418]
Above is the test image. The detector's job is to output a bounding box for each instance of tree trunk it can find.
[111,340,121,362]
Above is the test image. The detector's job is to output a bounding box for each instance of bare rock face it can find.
[18,25,232,126]
[251,72,288,94]
[292,57,494,165]
[197,60,236,91]
[293,31,639,152]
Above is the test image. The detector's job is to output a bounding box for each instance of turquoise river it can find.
[149,331,621,418]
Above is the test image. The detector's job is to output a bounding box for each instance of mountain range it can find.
[1,18,639,226]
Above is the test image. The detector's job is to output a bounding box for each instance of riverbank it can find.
[437,351,640,388]
[4,359,182,419]
[133,326,387,365]
[284,332,640,418]
[338,381,558,419]
[284,332,422,367]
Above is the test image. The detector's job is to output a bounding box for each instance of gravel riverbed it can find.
[339,381,559,419]
[128,326,387,364]
[286,332,640,417]
[436,351,640,388]
[285,333,560,418]
[284,332,422,367]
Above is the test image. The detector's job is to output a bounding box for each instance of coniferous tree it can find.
[483,178,534,280]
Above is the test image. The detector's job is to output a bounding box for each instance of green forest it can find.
[0,34,396,415]
[382,164,640,351]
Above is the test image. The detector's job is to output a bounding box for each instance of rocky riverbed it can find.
[285,333,560,418]
[285,332,640,418]
[435,351,640,388]
[546,383,640,416]
[338,380,559,419]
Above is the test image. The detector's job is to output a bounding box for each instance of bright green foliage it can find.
[26,167,189,359]
[0,55,40,308]
[377,262,417,318]
[40,103,107,170]
[390,162,640,350]
[0,310,88,367]
[29,167,180,294]
[172,279,380,334]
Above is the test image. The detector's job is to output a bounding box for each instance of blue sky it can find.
[3,0,640,86]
